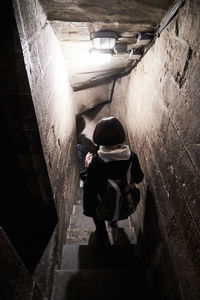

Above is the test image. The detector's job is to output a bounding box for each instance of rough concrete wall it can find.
[13,0,79,298]
[76,102,111,161]
[75,82,113,161]
[108,76,130,142]
[74,83,111,115]
[110,1,200,299]
[1,0,57,283]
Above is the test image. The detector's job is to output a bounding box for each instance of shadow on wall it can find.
[0,0,58,272]
[141,186,161,260]
[83,101,109,120]
[141,186,182,300]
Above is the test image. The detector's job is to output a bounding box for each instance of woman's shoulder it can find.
[88,154,103,170]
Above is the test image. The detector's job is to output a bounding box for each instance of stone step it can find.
[69,205,132,231]
[61,244,144,270]
[52,269,154,300]
[66,226,136,245]
[67,204,137,244]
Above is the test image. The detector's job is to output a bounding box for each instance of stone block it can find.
[36,24,58,73]
[28,39,42,90]
[35,0,47,29]
[15,0,45,42]
[31,85,46,132]
[162,34,190,84]
[36,65,53,111]
[178,0,200,52]
[22,46,34,91]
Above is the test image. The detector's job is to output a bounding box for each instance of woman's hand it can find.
[85,152,93,167]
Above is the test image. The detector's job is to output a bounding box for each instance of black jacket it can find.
[83,151,144,217]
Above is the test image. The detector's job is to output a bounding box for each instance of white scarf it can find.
[98,144,131,162]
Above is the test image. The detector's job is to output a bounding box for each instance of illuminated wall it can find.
[12,0,79,297]
[110,1,200,299]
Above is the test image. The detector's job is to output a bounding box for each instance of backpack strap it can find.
[108,160,132,221]
[127,161,132,185]
[108,179,121,221]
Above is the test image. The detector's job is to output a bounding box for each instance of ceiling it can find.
[40,0,175,90]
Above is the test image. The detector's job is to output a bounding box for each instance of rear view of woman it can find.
[83,117,144,244]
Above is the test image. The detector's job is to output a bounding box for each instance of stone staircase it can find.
[52,187,156,300]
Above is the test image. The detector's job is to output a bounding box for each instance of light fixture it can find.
[91,31,118,50]
[114,42,127,54]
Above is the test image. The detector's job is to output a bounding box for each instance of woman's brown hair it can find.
[93,117,125,146]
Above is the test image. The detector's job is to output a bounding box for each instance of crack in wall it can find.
[176,46,193,88]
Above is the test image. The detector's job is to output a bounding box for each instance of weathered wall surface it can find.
[74,83,111,115]
[110,1,200,299]
[76,102,111,165]
[1,0,58,272]
[12,0,79,298]
[75,81,113,164]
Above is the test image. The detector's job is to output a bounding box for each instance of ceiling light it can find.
[91,31,118,50]
[114,43,127,54]
[90,49,112,64]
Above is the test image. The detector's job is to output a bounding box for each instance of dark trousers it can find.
[93,216,107,233]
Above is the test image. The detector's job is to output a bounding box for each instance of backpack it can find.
[96,162,140,221]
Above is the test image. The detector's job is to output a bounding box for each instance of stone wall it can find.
[1,0,57,281]
[75,81,114,164]
[11,0,79,298]
[110,1,200,299]
[76,101,111,170]
[74,83,111,115]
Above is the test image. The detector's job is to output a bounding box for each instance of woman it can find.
[83,117,144,244]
